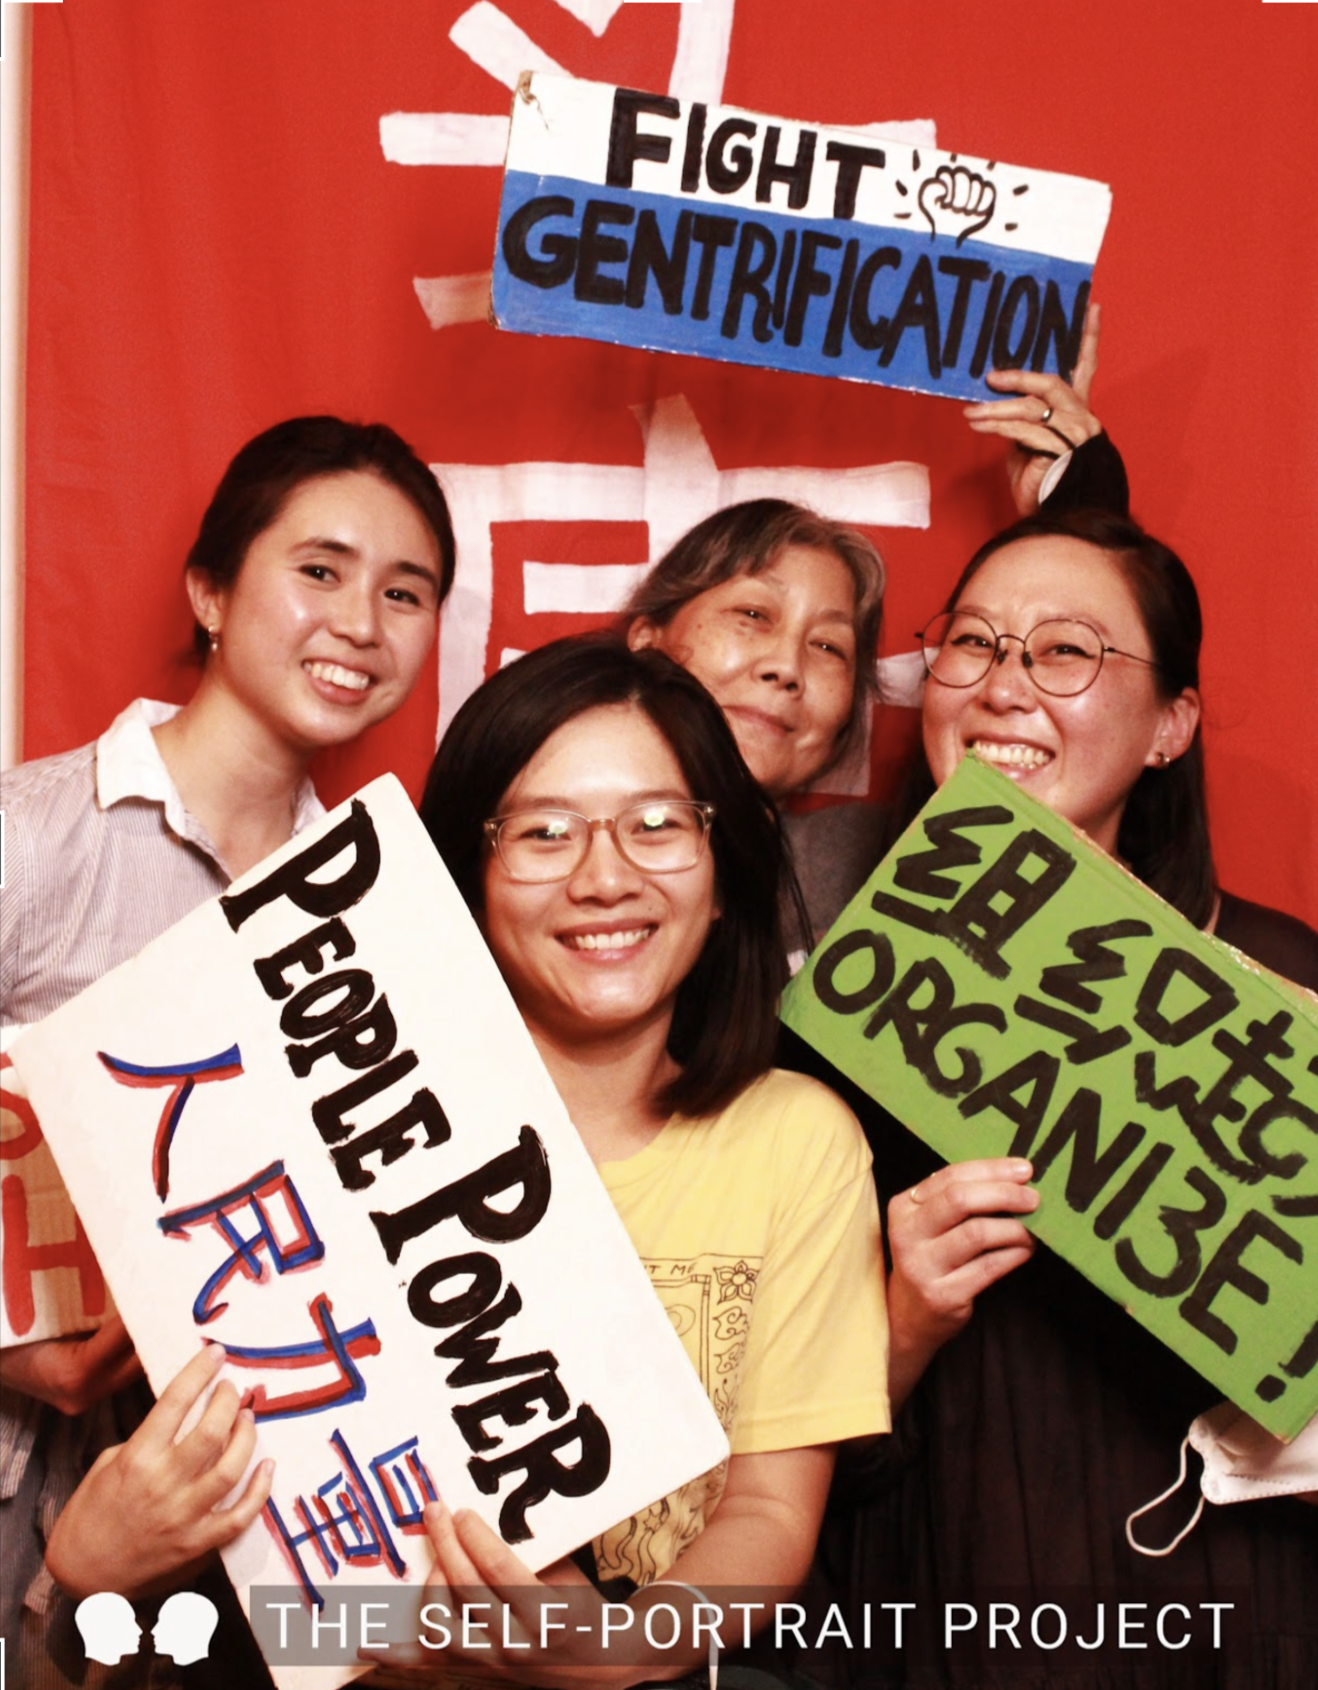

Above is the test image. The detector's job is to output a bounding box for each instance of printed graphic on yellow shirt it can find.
[593,1253,762,1586]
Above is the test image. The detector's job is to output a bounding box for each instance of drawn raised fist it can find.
[917,165,996,246]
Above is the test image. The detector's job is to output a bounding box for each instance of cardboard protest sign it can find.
[1,1049,112,1345]
[10,776,728,1687]
[492,75,1112,402]
[782,756,1318,1442]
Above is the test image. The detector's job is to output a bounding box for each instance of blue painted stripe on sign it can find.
[493,169,1094,401]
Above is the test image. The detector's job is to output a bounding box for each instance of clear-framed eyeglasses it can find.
[483,800,716,884]
[917,610,1162,699]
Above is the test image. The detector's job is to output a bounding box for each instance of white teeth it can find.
[973,740,1052,770]
[306,661,371,692]
[564,928,652,952]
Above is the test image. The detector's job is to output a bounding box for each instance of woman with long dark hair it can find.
[46,638,888,1686]
[2,413,454,1688]
[412,639,887,1680]
[805,507,1318,1690]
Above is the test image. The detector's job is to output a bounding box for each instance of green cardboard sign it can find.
[782,755,1318,1440]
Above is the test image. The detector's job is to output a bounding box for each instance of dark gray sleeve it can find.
[784,803,893,945]
[1042,431,1130,517]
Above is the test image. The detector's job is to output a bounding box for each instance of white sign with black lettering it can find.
[10,776,728,1689]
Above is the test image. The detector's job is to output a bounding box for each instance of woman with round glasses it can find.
[413,636,888,1681]
[914,508,1205,912]
[801,508,1318,1690]
[799,506,1318,949]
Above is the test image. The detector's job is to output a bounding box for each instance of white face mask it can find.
[1126,1404,1318,1557]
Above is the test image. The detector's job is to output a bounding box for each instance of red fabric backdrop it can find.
[23,0,1318,927]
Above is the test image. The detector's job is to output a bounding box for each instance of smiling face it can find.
[922,536,1200,854]
[480,704,719,1056]
[628,545,858,798]
[189,469,441,758]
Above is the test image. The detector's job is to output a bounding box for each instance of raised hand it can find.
[963,300,1103,513]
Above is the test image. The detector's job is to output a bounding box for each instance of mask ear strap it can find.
[1125,1433,1205,1557]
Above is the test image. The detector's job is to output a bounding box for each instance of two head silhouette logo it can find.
[74,1591,218,1667]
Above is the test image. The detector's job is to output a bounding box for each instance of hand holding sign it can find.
[886,1158,1039,1408]
[380,1500,722,1689]
[0,1314,140,1417]
[917,164,997,245]
[46,1344,273,1600]
[382,1500,628,1687]
[16,777,729,1687]
[494,76,1111,402]
[358,1501,623,1684]
[783,756,1318,1441]
[964,301,1105,513]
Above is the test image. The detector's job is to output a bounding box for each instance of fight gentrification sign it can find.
[782,756,1318,1441]
[492,75,1112,401]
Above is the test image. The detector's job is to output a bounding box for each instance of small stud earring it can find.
[1155,750,1170,768]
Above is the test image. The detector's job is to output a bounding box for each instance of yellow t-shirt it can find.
[592,1068,889,1585]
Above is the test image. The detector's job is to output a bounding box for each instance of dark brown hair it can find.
[185,416,455,658]
[420,636,790,1117]
[895,508,1215,926]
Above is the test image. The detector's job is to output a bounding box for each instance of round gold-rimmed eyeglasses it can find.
[917,610,1161,699]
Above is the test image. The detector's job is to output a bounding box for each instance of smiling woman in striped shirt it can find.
[1,414,454,1690]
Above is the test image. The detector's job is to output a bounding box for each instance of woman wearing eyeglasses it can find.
[49,638,888,1680]
[406,637,888,1682]
[801,508,1318,1690]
